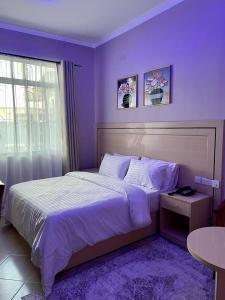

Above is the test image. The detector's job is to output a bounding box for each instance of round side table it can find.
[187,227,225,300]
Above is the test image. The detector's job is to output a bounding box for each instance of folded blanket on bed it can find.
[4,172,151,297]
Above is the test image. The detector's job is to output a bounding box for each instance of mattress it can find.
[4,171,156,297]
[138,186,160,212]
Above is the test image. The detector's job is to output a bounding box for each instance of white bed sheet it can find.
[4,172,154,297]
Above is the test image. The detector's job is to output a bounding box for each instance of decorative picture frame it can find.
[144,66,171,107]
[117,75,137,109]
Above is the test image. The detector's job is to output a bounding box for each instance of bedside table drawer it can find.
[161,196,190,217]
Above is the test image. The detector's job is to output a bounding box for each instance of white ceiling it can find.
[0,0,184,47]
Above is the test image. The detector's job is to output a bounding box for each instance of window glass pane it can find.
[0,83,15,153]
[14,85,26,108]
[0,54,61,155]
[25,64,42,82]
[0,59,11,78]
[14,86,28,152]
[13,61,24,80]
[0,83,14,109]
[42,66,57,83]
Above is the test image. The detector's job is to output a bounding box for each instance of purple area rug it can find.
[47,236,214,300]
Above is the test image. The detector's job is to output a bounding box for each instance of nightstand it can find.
[0,181,5,217]
[160,192,210,248]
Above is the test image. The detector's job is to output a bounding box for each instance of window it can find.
[0,54,62,155]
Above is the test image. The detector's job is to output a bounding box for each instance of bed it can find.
[3,120,224,297]
[4,170,160,296]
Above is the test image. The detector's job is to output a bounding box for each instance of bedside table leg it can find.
[215,270,225,300]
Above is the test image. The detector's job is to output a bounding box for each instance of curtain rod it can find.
[0,52,82,67]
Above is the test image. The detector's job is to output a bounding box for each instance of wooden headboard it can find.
[97,121,224,209]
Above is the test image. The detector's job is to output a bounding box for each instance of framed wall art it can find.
[144,66,171,107]
[117,75,137,109]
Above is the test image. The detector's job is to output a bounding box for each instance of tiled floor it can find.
[0,221,43,300]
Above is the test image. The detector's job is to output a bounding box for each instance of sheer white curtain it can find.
[0,54,63,211]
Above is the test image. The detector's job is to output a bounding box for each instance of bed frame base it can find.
[65,211,158,270]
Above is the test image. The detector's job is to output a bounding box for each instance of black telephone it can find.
[168,186,196,196]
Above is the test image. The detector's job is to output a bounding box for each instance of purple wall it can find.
[95,0,225,123]
[95,0,225,199]
[0,28,95,169]
[1,0,225,192]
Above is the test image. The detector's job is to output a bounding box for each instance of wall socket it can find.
[212,179,220,188]
[201,177,212,186]
[194,176,220,188]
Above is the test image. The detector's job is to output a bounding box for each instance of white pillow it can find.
[141,156,151,161]
[142,160,169,190]
[124,159,169,190]
[99,153,131,179]
[124,159,148,186]
[113,153,140,160]
[141,157,179,191]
